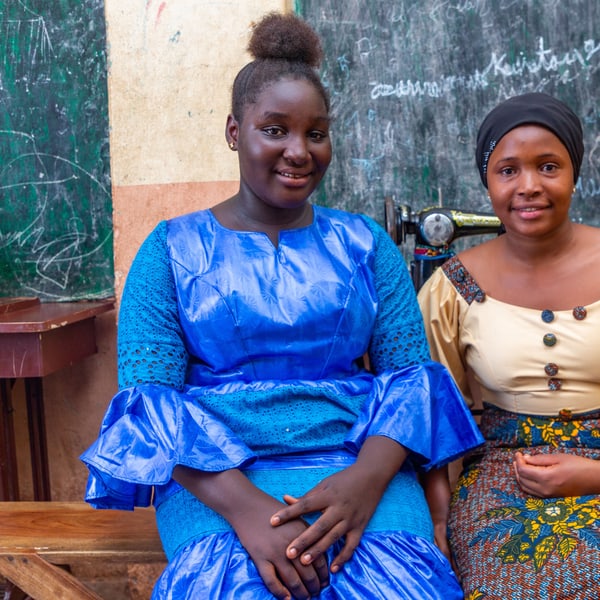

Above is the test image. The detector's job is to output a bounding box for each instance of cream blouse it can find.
[418,257,600,416]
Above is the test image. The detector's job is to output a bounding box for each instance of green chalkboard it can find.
[296,1,600,228]
[0,0,112,301]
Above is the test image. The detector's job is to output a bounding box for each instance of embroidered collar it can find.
[441,256,486,305]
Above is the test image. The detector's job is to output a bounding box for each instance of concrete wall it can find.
[15,0,287,501]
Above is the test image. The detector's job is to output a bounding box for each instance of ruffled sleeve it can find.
[345,361,483,469]
[81,384,257,510]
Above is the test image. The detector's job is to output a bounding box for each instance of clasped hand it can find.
[235,463,384,600]
[232,492,328,600]
[270,462,387,575]
[513,451,600,498]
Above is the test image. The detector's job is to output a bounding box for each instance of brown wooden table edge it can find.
[0,298,115,333]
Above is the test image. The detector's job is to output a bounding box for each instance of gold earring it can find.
[228,141,236,151]
[573,186,577,194]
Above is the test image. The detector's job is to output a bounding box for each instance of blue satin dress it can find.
[82,206,482,599]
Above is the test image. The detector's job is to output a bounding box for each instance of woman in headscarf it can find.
[418,92,600,599]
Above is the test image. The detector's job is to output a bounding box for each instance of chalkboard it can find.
[296,0,600,232]
[0,1,112,301]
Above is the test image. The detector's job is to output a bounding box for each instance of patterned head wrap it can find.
[475,92,584,188]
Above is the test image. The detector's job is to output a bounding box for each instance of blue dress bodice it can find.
[167,206,379,384]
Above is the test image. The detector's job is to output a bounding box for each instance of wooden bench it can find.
[0,501,165,600]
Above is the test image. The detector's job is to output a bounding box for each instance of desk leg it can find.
[0,380,19,501]
[25,377,51,501]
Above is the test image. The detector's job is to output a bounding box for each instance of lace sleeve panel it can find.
[117,221,188,390]
[362,216,431,372]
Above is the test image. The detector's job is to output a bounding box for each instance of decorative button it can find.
[544,363,559,376]
[543,333,557,347]
[541,309,554,323]
[572,306,587,320]
[548,378,562,391]
[559,408,572,419]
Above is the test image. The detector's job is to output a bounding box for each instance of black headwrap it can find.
[475,92,584,188]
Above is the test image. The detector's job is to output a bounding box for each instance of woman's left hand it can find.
[513,451,600,497]
[270,463,382,573]
[270,436,408,573]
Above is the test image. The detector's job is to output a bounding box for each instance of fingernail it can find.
[331,564,339,573]
[302,553,312,564]
[288,547,298,558]
[270,515,280,525]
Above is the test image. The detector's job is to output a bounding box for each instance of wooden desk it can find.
[0,501,165,600]
[0,298,114,501]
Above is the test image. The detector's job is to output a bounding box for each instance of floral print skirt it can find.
[449,404,600,600]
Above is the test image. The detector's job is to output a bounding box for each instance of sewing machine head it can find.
[384,197,503,289]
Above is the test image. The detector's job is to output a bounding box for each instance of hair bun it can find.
[248,12,323,68]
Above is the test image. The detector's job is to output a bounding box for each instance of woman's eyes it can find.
[499,163,558,176]
[540,163,558,173]
[309,130,328,142]
[263,126,285,137]
[499,166,515,176]
[262,126,329,141]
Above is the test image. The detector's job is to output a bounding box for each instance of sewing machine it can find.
[384,197,503,290]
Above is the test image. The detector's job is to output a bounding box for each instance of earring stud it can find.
[228,141,236,151]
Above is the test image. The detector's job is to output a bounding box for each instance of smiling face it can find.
[486,125,574,238]
[226,77,332,218]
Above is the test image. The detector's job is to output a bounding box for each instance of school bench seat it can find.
[0,501,165,600]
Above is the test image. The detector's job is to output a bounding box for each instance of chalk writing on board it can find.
[0,130,112,294]
[296,0,600,234]
[0,0,112,300]
[370,38,600,99]
[1,0,53,70]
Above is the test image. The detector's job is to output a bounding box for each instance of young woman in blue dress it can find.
[82,12,482,599]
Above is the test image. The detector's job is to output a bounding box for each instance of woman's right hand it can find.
[230,493,330,600]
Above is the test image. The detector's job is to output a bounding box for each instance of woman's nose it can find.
[517,168,542,195]
[283,135,309,164]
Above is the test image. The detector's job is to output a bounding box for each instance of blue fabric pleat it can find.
[81,384,257,509]
[151,530,464,600]
[347,361,483,469]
